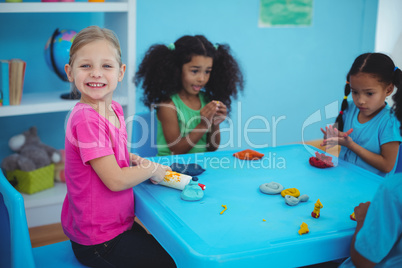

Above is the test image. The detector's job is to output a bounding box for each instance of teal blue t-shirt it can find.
[339,173,402,267]
[339,101,402,177]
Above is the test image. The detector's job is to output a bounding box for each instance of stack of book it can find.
[0,59,26,106]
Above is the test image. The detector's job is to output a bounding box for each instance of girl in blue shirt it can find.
[322,53,402,177]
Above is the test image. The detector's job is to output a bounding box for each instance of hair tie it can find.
[345,81,350,84]
[213,44,219,50]
[343,96,348,100]
[394,66,399,72]
[167,43,175,51]
[339,111,344,115]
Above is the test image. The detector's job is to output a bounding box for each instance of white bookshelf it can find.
[1,0,136,227]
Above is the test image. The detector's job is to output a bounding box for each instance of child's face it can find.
[65,40,126,104]
[350,72,393,121]
[181,55,213,96]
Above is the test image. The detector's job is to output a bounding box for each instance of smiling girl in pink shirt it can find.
[62,26,175,267]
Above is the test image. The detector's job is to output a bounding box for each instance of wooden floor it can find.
[29,223,68,248]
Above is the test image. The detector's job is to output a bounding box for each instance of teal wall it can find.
[135,0,378,150]
[0,0,378,162]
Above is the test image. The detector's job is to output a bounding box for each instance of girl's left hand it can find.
[320,126,353,148]
[213,101,227,125]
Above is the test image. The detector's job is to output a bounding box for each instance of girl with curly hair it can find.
[135,35,244,156]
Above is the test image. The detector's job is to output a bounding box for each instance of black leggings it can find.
[71,222,176,268]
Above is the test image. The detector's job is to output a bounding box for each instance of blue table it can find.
[133,144,382,268]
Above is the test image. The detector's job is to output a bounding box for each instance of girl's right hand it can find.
[200,101,219,128]
[149,163,171,184]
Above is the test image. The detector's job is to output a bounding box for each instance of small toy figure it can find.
[311,199,323,218]
[298,222,309,235]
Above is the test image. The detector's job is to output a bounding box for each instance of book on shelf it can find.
[9,59,26,106]
[0,60,10,106]
[0,59,26,106]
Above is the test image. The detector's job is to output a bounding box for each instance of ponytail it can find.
[334,79,351,131]
[207,43,244,112]
[392,67,402,132]
[135,44,180,108]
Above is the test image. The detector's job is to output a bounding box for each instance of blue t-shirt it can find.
[339,101,402,177]
[339,173,402,267]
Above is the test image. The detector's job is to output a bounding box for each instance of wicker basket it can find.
[6,164,55,194]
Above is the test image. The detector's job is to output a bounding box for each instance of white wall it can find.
[375,0,402,107]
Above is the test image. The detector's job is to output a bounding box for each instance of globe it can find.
[44,28,77,82]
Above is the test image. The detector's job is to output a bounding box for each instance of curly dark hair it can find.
[134,35,244,112]
[335,53,402,132]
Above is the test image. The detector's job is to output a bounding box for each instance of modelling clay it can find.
[280,188,300,198]
[233,149,264,160]
[170,163,206,176]
[309,152,334,168]
[298,222,309,235]
[159,171,205,191]
[181,177,204,201]
[220,205,227,214]
[311,199,323,218]
[259,182,284,194]
[284,194,309,206]
[350,212,356,221]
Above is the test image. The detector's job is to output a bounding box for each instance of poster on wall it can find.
[259,0,313,27]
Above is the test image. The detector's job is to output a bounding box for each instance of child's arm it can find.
[207,101,227,151]
[158,100,218,154]
[349,202,376,268]
[89,154,171,192]
[322,126,400,173]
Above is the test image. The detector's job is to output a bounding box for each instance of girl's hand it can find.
[200,101,219,128]
[213,101,227,125]
[354,202,370,222]
[320,126,353,148]
[149,163,171,184]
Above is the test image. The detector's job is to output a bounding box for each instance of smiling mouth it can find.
[87,83,106,87]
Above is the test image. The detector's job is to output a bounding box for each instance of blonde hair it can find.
[69,25,122,67]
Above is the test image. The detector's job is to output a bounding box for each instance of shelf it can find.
[0,91,77,117]
[0,91,128,117]
[0,2,129,13]
[22,182,67,209]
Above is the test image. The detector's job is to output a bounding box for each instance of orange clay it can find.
[233,149,264,160]
[164,171,182,183]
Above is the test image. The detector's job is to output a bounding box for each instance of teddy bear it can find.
[1,126,61,172]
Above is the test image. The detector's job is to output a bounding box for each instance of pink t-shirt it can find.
[61,101,134,245]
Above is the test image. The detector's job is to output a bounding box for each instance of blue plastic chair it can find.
[0,172,86,268]
[130,111,158,157]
